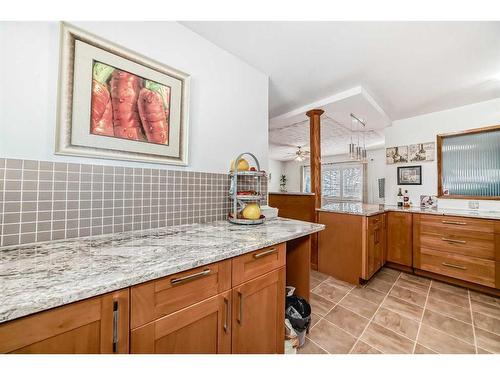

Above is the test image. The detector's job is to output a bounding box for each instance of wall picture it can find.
[56,22,190,165]
[409,142,435,162]
[397,165,422,185]
[420,195,438,208]
[386,146,408,164]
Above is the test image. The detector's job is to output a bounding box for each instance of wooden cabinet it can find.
[414,214,499,289]
[131,291,231,354]
[364,214,386,280]
[0,289,129,354]
[231,267,285,354]
[387,211,413,267]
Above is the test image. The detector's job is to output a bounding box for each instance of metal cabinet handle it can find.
[442,220,467,225]
[253,248,277,259]
[112,300,119,353]
[170,269,211,285]
[442,262,467,270]
[441,237,467,244]
[237,292,243,325]
[223,297,229,333]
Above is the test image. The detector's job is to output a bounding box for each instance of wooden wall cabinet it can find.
[0,289,129,354]
[386,211,413,267]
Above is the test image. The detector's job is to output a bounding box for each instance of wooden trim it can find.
[384,261,413,274]
[437,124,500,200]
[306,109,324,209]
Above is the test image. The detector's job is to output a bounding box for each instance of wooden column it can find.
[306,109,324,271]
[306,109,324,209]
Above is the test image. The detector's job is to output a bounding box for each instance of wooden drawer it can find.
[232,243,286,286]
[419,247,495,288]
[368,214,385,227]
[420,214,495,235]
[131,260,231,329]
[420,231,495,260]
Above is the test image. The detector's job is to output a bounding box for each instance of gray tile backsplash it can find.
[0,158,268,247]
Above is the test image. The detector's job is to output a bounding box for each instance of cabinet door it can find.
[0,289,129,354]
[364,215,385,279]
[387,212,413,267]
[231,267,285,354]
[130,291,231,354]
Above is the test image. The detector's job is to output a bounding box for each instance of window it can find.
[302,163,364,202]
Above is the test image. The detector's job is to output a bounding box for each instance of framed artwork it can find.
[420,195,438,208]
[386,146,408,164]
[409,142,435,162]
[55,22,190,165]
[398,165,422,185]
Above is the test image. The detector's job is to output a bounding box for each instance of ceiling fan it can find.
[285,146,310,162]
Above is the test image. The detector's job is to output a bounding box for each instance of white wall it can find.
[279,148,386,204]
[385,98,500,210]
[267,159,284,192]
[0,22,269,174]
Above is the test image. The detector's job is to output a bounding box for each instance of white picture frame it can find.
[55,22,190,165]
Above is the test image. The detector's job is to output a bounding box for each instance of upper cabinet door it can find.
[231,267,285,354]
[0,289,129,354]
[387,212,413,267]
[130,291,231,354]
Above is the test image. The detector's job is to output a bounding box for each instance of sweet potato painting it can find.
[90,61,171,145]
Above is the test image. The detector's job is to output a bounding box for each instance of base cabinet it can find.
[231,267,285,354]
[130,291,231,354]
[387,211,413,267]
[0,289,129,354]
[364,214,386,280]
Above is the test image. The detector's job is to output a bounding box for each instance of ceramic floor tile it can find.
[389,285,427,307]
[311,270,328,281]
[312,282,350,303]
[417,324,475,354]
[297,338,327,354]
[310,277,323,290]
[324,305,369,338]
[399,272,431,286]
[309,292,336,317]
[395,278,430,294]
[477,347,493,354]
[429,287,470,308]
[361,322,415,354]
[372,271,399,284]
[474,327,500,354]
[426,296,472,323]
[373,307,419,340]
[473,311,500,336]
[381,295,424,321]
[350,340,382,354]
[471,299,500,320]
[379,267,401,277]
[366,277,394,294]
[432,280,469,298]
[349,286,386,305]
[323,276,355,292]
[310,312,322,329]
[308,319,357,354]
[339,293,379,319]
[422,309,474,344]
[470,291,500,309]
[414,344,437,354]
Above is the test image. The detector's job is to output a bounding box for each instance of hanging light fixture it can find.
[349,116,356,159]
[350,113,367,161]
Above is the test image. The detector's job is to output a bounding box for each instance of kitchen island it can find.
[0,218,324,354]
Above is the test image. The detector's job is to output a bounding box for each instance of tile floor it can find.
[299,267,500,354]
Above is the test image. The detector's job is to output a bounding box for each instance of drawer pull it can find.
[441,237,467,244]
[253,248,277,259]
[170,269,211,285]
[112,300,119,353]
[442,220,467,225]
[442,262,467,270]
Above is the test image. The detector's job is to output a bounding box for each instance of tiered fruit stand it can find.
[228,152,266,225]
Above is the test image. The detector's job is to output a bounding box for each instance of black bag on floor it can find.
[285,295,311,332]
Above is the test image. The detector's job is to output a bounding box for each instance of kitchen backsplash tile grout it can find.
[0,158,268,247]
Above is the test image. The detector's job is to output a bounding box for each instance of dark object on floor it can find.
[285,295,311,332]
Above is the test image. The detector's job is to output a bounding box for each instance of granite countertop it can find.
[317,202,500,220]
[269,191,315,196]
[0,218,324,324]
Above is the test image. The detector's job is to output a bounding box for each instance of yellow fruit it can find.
[230,158,250,171]
[242,203,261,220]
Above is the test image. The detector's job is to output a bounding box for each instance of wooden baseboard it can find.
[384,261,413,274]
[414,269,500,298]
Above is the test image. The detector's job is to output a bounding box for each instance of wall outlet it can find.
[468,201,479,210]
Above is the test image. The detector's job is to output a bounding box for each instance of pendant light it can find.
[350,113,367,161]
[349,117,356,159]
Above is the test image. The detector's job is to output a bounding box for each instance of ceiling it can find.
[182,21,500,120]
